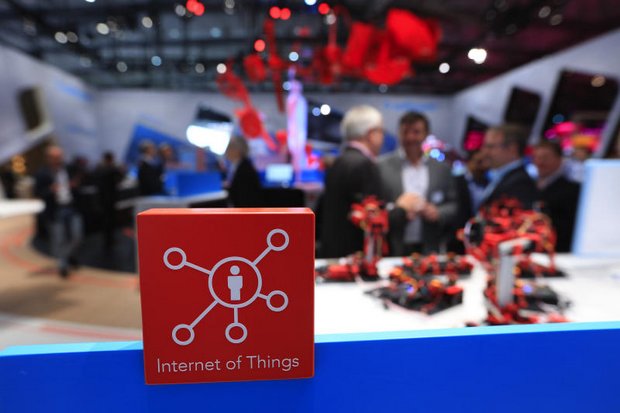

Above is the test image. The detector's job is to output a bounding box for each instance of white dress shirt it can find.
[400,151,429,243]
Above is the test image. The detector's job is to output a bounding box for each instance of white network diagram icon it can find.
[163,228,289,345]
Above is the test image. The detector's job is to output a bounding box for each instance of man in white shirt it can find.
[378,112,458,255]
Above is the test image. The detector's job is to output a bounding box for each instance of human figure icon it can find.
[228,265,243,301]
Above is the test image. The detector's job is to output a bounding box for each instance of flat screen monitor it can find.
[504,87,541,130]
[461,116,489,152]
[264,163,294,187]
[541,70,618,151]
[572,160,620,256]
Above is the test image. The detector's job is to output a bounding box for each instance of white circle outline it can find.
[225,322,248,344]
[208,256,262,309]
[164,247,187,270]
[266,290,288,312]
[267,229,289,251]
[172,324,194,345]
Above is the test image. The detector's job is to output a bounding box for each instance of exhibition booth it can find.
[1,3,620,411]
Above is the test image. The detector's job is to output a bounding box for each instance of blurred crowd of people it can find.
[26,137,267,277]
[29,146,126,277]
[319,105,585,259]
[0,105,605,276]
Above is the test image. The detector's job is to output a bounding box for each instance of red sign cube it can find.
[137,208,315,384]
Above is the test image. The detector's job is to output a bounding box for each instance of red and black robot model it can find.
[479,278,569,325]
[365,258,464,314]
[462,197,563,278]
[462,198,569,326]
[402,252,473,280]
[315,196,388,282]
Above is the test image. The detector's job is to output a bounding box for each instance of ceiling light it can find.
[193,2,205,16]
[216,63,227,74]
[550,14,563,25]
[116,61,128,72]
[538,6,551,18]
[66,31,79,43]
[195,63,205,73]
[151,55,162,66]
[174,5,187,17]
[54,32,68,44]
[325,13,336,25]
[269,6,281,19]
[320,104,331,115]
[85,0,95,3]
[318,3,330,15]
[142,16,153,28]
[185,0,204,16]
[224,0,235,8]
[305,0,317,5]
[288,51,299,62]
[468,48,487,64]
[96,22,110,35]
[254,39,266,52]
[439,62,450,73]
[282,81,291,91]
[591,75,606,87]
[280,8,291,20]
[312,107,321,116]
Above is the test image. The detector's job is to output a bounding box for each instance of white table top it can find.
[0,199,44,219]
[314,255,620,335]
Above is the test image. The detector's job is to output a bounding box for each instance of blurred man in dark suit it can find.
[379,112,458,255]
[137,140,164,196]
[35,145,83,278]
[320,105,384,258]
[479,124,538,209]
[449,149,489,253]
[224,136,264,207]
[95,151,125,252]
[533,140,580,252]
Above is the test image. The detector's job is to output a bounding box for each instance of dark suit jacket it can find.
[137,159,164,196]
[540,176,580,252]
[479,164,539,210]
[320,146,382,258]
[228,157,264,207]
[378,153,458,255]
[34,166,78,221]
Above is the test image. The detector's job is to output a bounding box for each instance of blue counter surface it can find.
[1,322,619,412]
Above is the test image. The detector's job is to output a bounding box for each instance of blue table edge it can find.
[2,320,620,357]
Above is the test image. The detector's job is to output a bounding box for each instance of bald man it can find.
[320,105,385,258]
